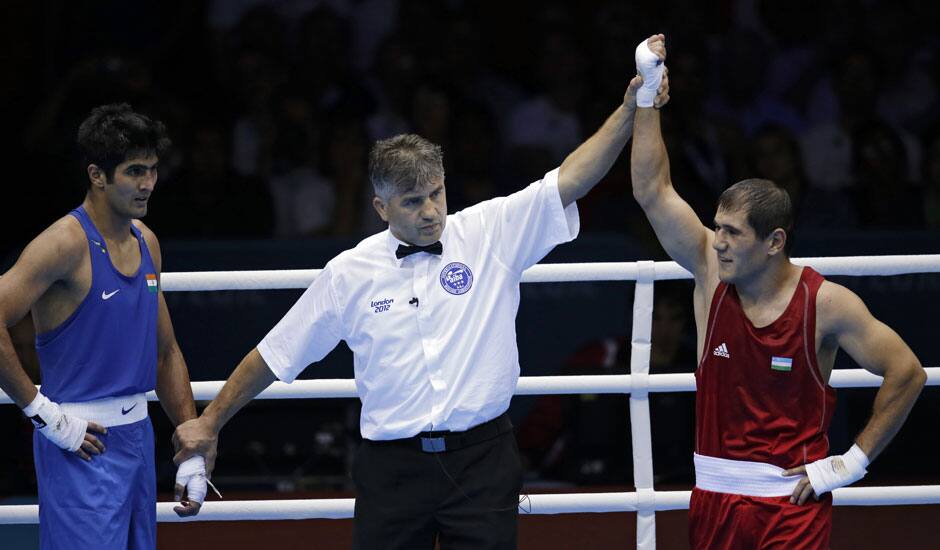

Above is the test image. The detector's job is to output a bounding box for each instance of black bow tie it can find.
[396,241,443,259]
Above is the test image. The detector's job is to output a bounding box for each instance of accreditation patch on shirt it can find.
[146,273,158,293]
[770,356,792,372]
[440,262,473,295]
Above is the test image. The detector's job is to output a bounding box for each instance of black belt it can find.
[374,413,514,453]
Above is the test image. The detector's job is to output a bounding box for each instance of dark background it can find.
[1,0,938,548]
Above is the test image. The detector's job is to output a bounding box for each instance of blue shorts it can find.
[33,418,156,550]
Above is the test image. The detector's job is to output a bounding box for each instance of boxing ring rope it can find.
[2,370,938,404]
[2,485,939,525]
[2,255,940,549]
[147,254,940,291]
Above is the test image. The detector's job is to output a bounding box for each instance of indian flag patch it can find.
[771,356,792,372]
[146,273,158,293]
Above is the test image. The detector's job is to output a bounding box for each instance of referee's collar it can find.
[386,223,449,265]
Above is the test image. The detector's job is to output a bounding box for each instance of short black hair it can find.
[76,103,171,184]
[717,178,795,255]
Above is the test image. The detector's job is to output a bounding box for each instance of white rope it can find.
[1,368,937,405]
[792,255,940,277]
[162,269,322,291]
[158,255,940,291]
[517,367,940,394]
[2,486,939,524]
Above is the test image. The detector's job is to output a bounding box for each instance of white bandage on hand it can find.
[805,444,870,496]
[22,392,87,452]
[634,39,664,108]
[176,455,208,505]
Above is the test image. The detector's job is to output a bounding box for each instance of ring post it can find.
[630,261,656,549]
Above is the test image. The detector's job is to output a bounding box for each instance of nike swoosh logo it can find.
[102,289,120,300]
[121,404,137,415]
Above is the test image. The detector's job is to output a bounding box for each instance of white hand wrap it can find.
[634,39,664,108]
[805,444,870,496]
[176,455,208,505]
[22,392,87,452]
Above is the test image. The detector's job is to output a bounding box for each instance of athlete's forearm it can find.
[155,343,197,426]
[558,104,635,207]
[854,358,926,460]
[630,108,671,207]
[201,347,277,433]
[0,329,39,408]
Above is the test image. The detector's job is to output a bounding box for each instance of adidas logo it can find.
[713,343,730,358]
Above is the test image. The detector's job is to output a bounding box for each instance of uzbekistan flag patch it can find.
[771,356,792,372]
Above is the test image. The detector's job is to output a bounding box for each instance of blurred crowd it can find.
[5,0,940,257]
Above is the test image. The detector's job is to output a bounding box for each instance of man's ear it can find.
[767,228,787,256]
[87,164,107,189]
[373,196,389,222]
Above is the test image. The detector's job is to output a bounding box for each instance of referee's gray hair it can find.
[369,134,445,200]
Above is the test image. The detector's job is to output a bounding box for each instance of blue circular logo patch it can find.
[440,262,473,295]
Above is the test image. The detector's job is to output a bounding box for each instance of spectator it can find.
[851,121,924,229]
[294,7,372,115]
[445,102,501,213]
[801,50,922,191]
[321,110,377,237]
[749,125,857,231]
[365,35,417,141]
[268,89,336,237]
[157,120,274,238]
[705,30,805,137]
[921,126,940,228]
[504,29,586,180]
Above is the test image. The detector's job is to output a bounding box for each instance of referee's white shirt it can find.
[257,168,579,440]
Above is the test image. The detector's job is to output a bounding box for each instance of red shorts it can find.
[689,487,832,550]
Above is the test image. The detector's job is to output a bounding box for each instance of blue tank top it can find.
[35,206,159,402]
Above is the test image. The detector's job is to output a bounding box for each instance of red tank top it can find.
[695,266,836,468]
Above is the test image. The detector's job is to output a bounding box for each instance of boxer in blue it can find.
[0,104,206,549]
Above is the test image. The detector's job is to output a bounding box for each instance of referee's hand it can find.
[172,417,218,477]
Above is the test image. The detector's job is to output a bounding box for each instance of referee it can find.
[173,35,668,549]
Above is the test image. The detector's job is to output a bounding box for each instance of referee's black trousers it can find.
[351,424,522,549]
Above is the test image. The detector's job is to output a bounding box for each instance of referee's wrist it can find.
[199,407,224,434]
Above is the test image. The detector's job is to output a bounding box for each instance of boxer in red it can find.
[630,35,927,549]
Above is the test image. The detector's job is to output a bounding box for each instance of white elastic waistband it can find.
[694,453,800,497]
[60,394,148,428]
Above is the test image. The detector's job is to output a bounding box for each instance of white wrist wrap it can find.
[634,39,664,108]
[22,392,87,452]
[176,455,208,505]
[805,444,869,496]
